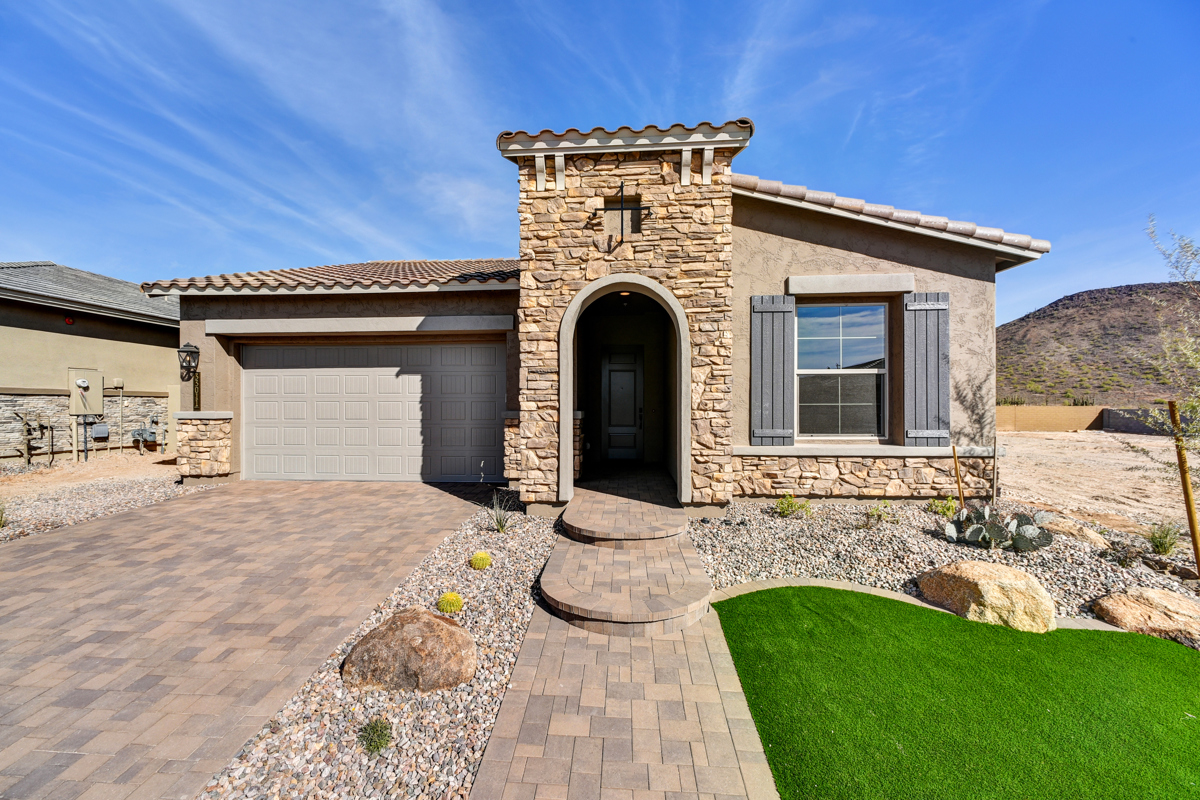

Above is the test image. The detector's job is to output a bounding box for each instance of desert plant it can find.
[437,591,464,614]
[865,501,892,526]
[1148,520,1181,555]
[469,551,492,570]
[0,502,5,528]
[944,505,1055,552]
[775,494,810,518]
[927,496,958,520]
[485,492,514,534]
[358,717,392,755]
[997,396,1027,406]
[1066,396,1097,406]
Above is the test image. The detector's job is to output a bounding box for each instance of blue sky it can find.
[1,1,1197,323]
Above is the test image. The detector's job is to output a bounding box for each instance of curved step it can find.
[539,536,713,637]
[561,486,688,547]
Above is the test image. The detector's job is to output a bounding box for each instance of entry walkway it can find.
[0,481,489,800]
[468,606,778,800]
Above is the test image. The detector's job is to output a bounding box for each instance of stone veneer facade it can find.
[1,394,168,459]
[733,455,993,499]
[513,150,736,505]
[175,415,232,477]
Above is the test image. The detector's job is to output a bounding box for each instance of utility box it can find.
[68,368,104,416]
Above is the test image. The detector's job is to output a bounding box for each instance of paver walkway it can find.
[0,481,489,800]
[468,606,777,800]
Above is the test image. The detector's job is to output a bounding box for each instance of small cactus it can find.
[469,551,492,570]
[944,504,1053,552]
[437,591,464,614]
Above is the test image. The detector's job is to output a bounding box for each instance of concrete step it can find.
[538,535,713,637]
[561,485,688,548]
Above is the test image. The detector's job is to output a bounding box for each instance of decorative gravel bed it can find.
[0,476,212,543]
[200,500,557,800]
[689,499,1196,617]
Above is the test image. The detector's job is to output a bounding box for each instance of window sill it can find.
[734,444,1003,458]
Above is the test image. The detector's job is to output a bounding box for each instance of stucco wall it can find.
[0,298,178,394]
[731,195,999,448]
[179,290,520,478]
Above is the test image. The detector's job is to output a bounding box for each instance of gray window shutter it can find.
[903,292,950,446]
[751,295,795,446]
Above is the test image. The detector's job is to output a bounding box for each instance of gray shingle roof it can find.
[0,262,179,326]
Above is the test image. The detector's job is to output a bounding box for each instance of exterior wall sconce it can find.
[178,342,200,381]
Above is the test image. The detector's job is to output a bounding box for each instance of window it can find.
[796,304,886,437]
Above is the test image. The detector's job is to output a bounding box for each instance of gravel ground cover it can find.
[200,498,557,800]
[0,461,51,478]
[0,475,211,543]
[690,499,1196,617]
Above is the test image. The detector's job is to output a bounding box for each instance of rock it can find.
[342,606,477,693]
[917,560,1057,633]
[1092,587,1200,649]
[1042,516,1109,549]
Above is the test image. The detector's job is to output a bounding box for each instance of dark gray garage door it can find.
[242,343,504,482]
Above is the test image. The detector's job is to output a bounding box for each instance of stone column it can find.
[173,412,233,480]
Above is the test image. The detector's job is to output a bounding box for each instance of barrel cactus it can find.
[436,591,464,614]
[469,551,492,570]
[944,505,1053,552]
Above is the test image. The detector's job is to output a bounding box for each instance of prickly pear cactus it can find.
[943,504,1054,552]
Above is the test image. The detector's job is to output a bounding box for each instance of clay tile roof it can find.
[142,259,519,295]
[496,119,755,158]
[730,173,1051,263]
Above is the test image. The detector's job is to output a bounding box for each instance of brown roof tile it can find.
[142,258,519,295]
[731,173,1050,257]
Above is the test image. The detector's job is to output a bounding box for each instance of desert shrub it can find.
[997,396,1027,406]
[944,505,1054,552]
[1148,521,1181,555]
[775,494,810,518]
[865,501,892,526]
[469,551,492,570]
[437,592,464,614]
[0,503,5,528]
[1066,396,1097,406]
[358,717,392,755]
[927,497,958,520]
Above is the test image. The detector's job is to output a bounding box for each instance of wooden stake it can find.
[1168,400,1200,566]
[990,435,999,505]
[951,444,966,509]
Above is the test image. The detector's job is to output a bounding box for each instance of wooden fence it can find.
[995,405,1105,432]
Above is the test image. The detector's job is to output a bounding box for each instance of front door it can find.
[600,347,643,460]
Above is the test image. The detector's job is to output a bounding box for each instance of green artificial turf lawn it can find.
[714,587,1200,800]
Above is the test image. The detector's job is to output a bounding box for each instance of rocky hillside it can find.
[996,282,1194,406]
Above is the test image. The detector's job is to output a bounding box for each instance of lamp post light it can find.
[178,343,201,411]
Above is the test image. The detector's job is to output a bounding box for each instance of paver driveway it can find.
[0,480,490,800]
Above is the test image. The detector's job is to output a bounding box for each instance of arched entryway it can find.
[557,274,691,504]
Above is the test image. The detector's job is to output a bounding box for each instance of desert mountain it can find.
[996,282,1193,407]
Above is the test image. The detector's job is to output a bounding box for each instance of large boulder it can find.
[1092,587,1200,649]
[917,560,1057,633]
[1042,516,1109,550]
[342,606,477,693]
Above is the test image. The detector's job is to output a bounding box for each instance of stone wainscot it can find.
[174,412,232,478]
[733,455,994,498]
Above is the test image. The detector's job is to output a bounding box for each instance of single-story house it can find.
[143,119,1049,513]
[1,261,181,458]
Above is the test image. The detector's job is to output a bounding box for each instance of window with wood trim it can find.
[795,304,887,437]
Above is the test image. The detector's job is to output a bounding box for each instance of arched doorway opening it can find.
[557,275,691,504]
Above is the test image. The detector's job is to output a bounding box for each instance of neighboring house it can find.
[143,120,1049,512]
[1,261,181,458]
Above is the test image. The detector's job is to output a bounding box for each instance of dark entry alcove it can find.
[575,291,673,477]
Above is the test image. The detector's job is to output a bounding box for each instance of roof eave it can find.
[731,187,1045,268]
[144,277,520,298]
[0,286,179,327]
[496,119,755,161]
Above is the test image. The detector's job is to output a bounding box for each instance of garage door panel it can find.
[243,342,504,482]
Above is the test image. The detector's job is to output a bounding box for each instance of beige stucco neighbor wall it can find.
[179,290,520,478]
[511,150,737,506]
[730,195,999,448]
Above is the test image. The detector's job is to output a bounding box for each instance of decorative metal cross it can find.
[604,181,647,251]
